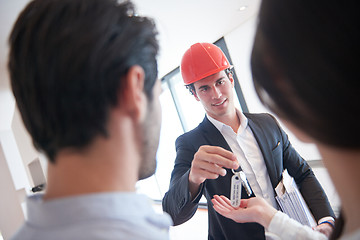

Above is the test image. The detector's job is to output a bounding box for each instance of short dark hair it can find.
[251,1,359,149]
[8,0,159,162]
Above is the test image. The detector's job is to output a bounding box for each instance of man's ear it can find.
[228,73,235,87]
[120,65,146,122]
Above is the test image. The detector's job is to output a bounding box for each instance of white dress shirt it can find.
[269,211,357,240]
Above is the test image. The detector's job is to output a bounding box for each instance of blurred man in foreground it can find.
[8,0,171,239]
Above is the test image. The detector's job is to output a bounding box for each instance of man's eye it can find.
[200,87,208,92]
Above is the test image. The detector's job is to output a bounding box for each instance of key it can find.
[240,171,253,197]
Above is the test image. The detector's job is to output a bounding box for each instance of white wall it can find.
[0,130,30,239]
[11,107,46,186]
[0,93,41,239]
[225,16,266,114]
[0,141,24,240]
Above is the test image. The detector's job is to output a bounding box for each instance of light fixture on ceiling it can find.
[238,5,248,11]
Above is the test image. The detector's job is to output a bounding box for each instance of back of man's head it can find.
[8,0,159,162]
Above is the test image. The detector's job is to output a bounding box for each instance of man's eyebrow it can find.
[198,84,209,90]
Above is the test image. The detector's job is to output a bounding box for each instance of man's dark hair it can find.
[8,0,159,162]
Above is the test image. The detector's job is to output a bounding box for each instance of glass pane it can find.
[233,87,242,111]
[170,73,206,132]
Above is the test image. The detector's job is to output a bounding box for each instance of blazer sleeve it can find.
[162,132,204,226]
[271,115,335,221]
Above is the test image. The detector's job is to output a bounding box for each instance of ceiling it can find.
[0,0,260,91]
[132,0,261,78]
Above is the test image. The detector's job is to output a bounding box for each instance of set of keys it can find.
[230,170,253,207]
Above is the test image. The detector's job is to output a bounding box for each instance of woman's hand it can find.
[211,195,277,228]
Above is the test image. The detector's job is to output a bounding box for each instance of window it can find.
[136,38,248,203]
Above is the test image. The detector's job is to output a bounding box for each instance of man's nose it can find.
[211,87,222,98]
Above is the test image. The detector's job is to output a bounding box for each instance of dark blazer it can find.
[162,113,334,240]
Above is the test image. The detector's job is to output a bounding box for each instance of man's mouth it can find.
[212,99,227,106]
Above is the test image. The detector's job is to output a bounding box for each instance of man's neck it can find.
[44,134,140,200]
[209,108,240,133]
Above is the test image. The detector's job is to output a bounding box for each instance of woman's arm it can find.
[211,195,328,240]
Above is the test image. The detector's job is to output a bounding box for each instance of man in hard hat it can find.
[162,42,335,239]
[8,0,171,239]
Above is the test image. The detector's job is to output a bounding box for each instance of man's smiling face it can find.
[193,70,235,121]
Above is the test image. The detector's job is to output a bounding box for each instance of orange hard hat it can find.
[180,42,231,85]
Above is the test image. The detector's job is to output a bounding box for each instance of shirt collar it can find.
[207,108,248,134]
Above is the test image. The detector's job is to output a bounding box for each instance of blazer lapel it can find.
[247,117,279,188]
[199,116,232,152]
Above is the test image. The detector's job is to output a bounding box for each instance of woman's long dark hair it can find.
[251,0,359,149]
[251,0,359,238]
